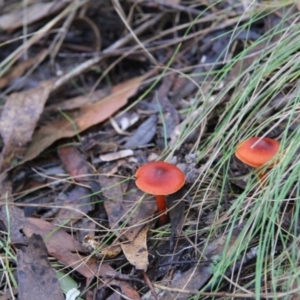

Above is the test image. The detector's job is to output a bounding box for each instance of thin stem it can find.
[155,195,168,224]
[257,169,268,186]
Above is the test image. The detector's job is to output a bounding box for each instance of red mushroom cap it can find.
[135,161,185,195]
[235,137,280,168]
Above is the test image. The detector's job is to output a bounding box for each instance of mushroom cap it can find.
[135,161,185,195]
[235,137,280,168]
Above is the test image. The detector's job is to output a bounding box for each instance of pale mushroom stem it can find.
[155,195,168,224]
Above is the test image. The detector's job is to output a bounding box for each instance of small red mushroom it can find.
[135,161,186,224]
[235,137,280,183]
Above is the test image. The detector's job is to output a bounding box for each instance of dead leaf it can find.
[0,79,54,171]
[0,206,27,245]
[17,234,64,300]
[121,225,149,271]
[23,217,97,278]
[0,50,48,89]
[125,115,157,148]
[0,177,28,244]
[83,234,122,259]
[58,145,92,183]
[151,73,180,138]
[22,74,149,164]
[97,264,141,300]
[0,1,68,32]
[166,191,186,249]
[99,167,156,240]
[52,186,94,226]
[45,88,109,111]
[160,224,245,300]
[99,165,154,270]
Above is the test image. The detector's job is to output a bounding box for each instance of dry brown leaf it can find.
[22,74,149,164]
[99,164,154,270]
[0,1,68,32]
[0,79,54,171]
[52,186,94,226]
[0,50,48,89]
[45,88,109,111]
[121,225,149,271]
[98,264,141,300]
[23,217,97,278]
[0,177,28,244]
[99,168,156,241]
[0,206,28,245]
[17,234,64,300]
[58,145,91,182]
[83,235,122,259]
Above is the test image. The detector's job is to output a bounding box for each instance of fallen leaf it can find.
[0,79,54,171]
[99,166,156,240]
[151,73,180,138]
[58,145,92,183]
[0,177,28,244]
[160,224,245,300]
[0,1,68,32]
[0,50,48,89]
[97,264,141,300]
[121,225,149,271]
[17,234,64,300]
[99,164,155,270]
[0,206,27,245]
[125,115,157,148]
[23,217,97,278]
[22,74,149,164]
[52,186,94,226]
[45,88,110,112]
[83,234,122,259]
[166,191,186,249]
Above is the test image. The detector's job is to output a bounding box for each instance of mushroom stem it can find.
[257,170,268,185]
[155,195,168,224]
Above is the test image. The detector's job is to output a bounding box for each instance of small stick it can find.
[142,271,159,300]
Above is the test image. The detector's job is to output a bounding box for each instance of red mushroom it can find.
[235,137,280,183]
[135,161,186,224]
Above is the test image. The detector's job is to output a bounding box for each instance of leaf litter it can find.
[0,1,300,300]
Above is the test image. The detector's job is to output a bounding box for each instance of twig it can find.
[0,0,88,78]
[52,14,163,91]
[142,271,159,300]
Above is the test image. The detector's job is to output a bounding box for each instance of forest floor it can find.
[0,1,300,300]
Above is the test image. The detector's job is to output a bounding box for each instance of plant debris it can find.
[0,1,300,299]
